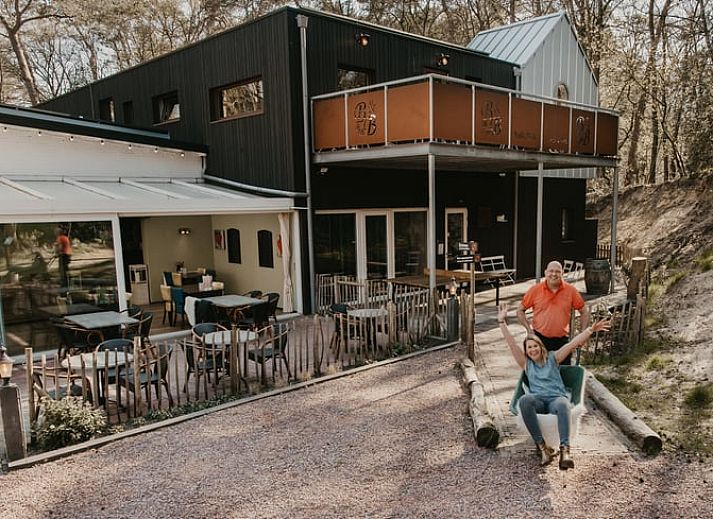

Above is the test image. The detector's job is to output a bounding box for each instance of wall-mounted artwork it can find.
[214,229,225,250]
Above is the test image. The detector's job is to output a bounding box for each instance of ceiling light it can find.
[356,33,370,47]
[437,53,450,67]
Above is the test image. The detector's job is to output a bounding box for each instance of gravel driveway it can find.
[2,347,712,518]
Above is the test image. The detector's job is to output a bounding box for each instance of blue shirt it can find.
[526,354,567,398]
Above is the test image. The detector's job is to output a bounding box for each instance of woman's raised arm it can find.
[498,302,526,370]
[554,318,611,365]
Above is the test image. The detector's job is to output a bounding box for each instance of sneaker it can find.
[559,445,575,470]
[537,442,556,466]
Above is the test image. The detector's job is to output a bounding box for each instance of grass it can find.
[685,384,713,411]
[645,354,671,371]
[695,248,713,272]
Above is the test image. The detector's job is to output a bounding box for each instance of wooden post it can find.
[587,373,662,454]
[25,348,35,425]
[627,257,648,300]
[460,359,499,448]
[0,384,26,461]
[132,336,142,415]
[230,326,238,394]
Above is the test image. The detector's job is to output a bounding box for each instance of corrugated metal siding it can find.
[41,8,515,194]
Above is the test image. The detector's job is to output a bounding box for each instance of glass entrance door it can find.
[365,214,388,279]
[445,208,467,270]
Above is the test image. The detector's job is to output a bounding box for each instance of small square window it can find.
[153,91,180,124]
[211,78,263,121]
[99,98,115,122]
[337,67,373,91]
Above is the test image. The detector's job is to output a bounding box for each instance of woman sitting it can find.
[498,302,610,469]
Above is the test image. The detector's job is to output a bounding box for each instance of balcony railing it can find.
[311,74,618,158]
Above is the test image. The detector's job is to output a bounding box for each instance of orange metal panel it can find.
[543,104,569,153]
[387,82,429,142]
[571,109,595,155]
[596,113,618,156]
[313,97,346,150]
[474,88,509,146]
[433,82,472,142]
[511,98,541,150]
[347,91,385,146]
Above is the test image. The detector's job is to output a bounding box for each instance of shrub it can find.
[645,355,669,371]
[33,397,111,451]
[684,384,713,411]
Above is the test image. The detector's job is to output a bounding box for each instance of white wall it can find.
[141,215,214,302]
[211,213,285,302]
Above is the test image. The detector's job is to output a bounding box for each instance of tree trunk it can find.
[2,27,39,105]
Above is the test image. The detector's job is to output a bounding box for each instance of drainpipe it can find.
[297,14,316,314]
[513,66,522,276]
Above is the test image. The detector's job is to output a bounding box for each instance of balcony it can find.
[311,75,618,171]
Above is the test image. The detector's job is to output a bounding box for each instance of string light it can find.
[100,139,105,145]
[69,135,74,141]
[128,144,132,150]
[37,130,42,136]
[2,126,7,133]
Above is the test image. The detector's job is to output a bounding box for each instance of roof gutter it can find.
[203,174,307,198]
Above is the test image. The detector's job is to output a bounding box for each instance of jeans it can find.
[519,394,571,446]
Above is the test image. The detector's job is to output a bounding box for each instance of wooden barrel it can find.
[584,258,611,295]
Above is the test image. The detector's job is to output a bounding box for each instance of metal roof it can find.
[467,12,565,66]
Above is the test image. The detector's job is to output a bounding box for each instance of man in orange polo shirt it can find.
[516,260,590,365]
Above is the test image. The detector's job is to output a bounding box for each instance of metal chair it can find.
[171,287,186,326]
[185,323,229,391]
[247,323,291,384]
[263,292,280,322]
[241,290,263,298]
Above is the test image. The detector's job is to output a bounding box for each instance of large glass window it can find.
[227,228,241,264]
[394,212,426,277]
[211,78,263,121]
[0,221,118,356]
[314,214,356,275]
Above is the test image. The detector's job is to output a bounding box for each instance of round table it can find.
[61,351,132,370]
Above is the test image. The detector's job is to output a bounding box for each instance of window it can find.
[153,91,180,124]
[227,228,241,264]
[556,83,569,101]
[561,208,573,241]
[122,101,134,125]
[99,98,115,122]
[314,214,356,275]
[337,67,373,91]
[211,78,263,121]
[394,212,426,277]
[257,230,273,268]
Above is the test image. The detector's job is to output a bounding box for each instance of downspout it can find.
[512,66,522,276]
[297,14,317,314]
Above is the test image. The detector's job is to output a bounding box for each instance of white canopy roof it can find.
[0,176,293,220]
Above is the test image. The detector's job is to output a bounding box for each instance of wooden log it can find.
[461,359,500,448]
[587,373,662,454]
[627,256,648,300]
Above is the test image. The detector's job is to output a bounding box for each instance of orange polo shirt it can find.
[521,280,584,338]
[56,234,72,255]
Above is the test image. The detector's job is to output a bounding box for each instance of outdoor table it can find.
[203,329,258,345]
[65,310,139,330]
[61,351,133,404]
[203,294,263,308]
[39,302,102,317]
[347,308,388,347]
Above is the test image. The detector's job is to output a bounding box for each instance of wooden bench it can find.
[477,255,516,285]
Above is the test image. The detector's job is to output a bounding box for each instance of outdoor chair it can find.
[327,303,360,357]
[236,300,271,330]
[52,319,104,359]
[32,367,93,419]
[171,272,183,287]
[171,287,187,326]
[241,290,263,299]
[185,323,229,391]
[121,343,174,408]
[247,323,291,384]
[160,284,174,324]
[163,271,174,286]
[263,292,280,322]
[95,338,134,384]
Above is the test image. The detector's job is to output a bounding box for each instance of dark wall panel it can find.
[516,177,595,279]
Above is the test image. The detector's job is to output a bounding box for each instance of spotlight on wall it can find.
[356,33,370,47]
[178,227,191,236]
[436,53,450,67]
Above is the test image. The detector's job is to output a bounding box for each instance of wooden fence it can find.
[596,242,638,267]
[26,286,455,432]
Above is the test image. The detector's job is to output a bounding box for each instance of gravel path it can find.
[2,347,712,518]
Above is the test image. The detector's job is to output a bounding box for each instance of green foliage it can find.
[665,270,687,291]
[695,248,713,272]
[33,397,112,451]
[684,384,713,411]
[645,354,669,371]
[130,393,242,427]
